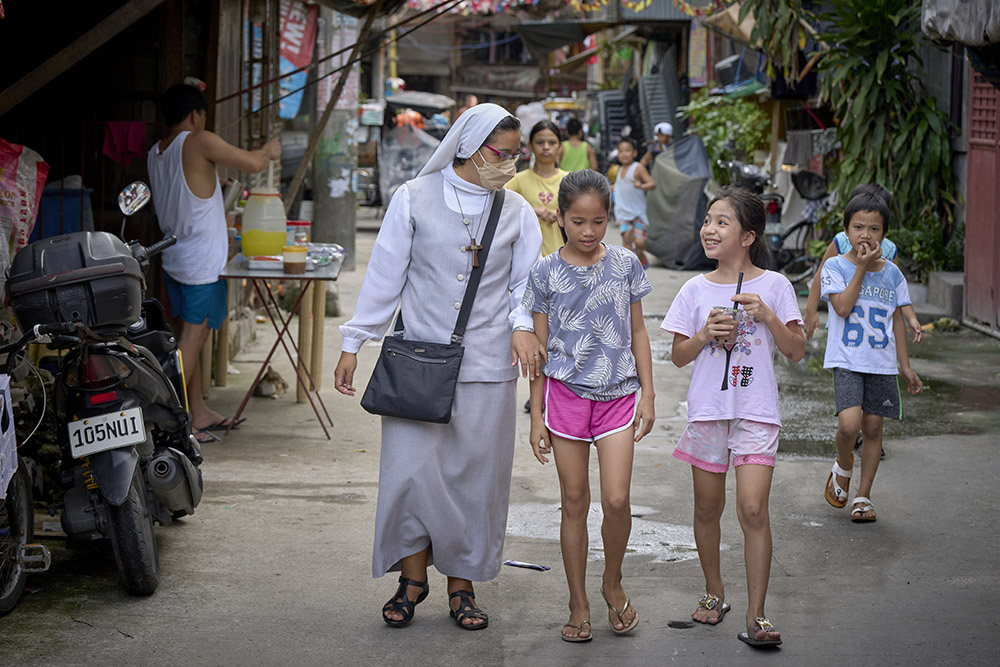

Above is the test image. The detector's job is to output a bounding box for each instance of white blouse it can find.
[340,165,542,353]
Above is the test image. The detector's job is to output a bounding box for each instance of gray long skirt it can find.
[372,379,517,581]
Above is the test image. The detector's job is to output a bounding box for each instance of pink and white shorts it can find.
[673,419,780,473]
[544,378,636,443]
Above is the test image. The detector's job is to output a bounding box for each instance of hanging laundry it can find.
[102,121,147,166]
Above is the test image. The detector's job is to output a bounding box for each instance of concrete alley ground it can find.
[2,219,999,666]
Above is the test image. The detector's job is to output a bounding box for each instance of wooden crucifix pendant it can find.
[464,241,484,267]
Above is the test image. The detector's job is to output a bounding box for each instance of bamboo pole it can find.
[310,279,326,391]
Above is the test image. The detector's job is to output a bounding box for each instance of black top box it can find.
[7,231,144,333]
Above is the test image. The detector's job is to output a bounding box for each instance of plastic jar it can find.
[241,188,287,256]
[282,245,308,274]
[286,220,311,246]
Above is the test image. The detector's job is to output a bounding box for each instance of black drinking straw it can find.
[720,271,744,392]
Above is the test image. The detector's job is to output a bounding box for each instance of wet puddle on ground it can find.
[776,328,1000,457]
[505,502,728,563]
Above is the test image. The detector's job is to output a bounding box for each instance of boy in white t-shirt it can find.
[821,193,923,523]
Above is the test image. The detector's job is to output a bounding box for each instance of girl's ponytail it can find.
[707,185,771,270]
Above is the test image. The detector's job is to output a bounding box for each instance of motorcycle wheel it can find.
[107,469,160,595]
[0,460,33,616]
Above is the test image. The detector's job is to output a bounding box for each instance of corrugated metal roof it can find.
[619,0,691,23]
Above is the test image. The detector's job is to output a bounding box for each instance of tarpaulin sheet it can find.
[645,134,713,270]
[922,0,1000,46]
[378,124,439,206]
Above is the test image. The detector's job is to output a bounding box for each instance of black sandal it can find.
[381,576,429,627]
[449,590,489,631]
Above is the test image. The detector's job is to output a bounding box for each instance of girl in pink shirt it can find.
[660,185,805,648]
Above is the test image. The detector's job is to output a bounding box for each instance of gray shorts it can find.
[832,367,903,420]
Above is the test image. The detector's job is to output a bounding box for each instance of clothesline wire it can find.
[213,0,463,107]
[220,0,463,130]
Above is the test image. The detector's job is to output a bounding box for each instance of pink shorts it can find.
[673,419,780,473]
[544,378,636,443]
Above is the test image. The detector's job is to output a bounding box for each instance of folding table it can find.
[220,257,342,439]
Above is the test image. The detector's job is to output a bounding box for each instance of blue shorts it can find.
[164,275,228,330]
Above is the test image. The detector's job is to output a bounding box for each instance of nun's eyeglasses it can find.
[482,144,520,164]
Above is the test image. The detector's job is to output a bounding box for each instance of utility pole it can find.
[302,5,374,271]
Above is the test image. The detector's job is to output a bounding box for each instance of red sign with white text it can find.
[279,0,318,70]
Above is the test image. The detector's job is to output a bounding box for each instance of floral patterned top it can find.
[523,244,652,401]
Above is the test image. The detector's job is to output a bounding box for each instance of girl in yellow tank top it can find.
[506,120,568,256]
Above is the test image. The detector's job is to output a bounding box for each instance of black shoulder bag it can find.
[360,189,505,424]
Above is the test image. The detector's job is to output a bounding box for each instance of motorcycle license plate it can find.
[68,408,145,458]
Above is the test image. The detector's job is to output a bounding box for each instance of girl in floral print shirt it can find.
[522,169,654,642]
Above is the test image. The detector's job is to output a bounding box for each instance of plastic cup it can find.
[712,306,739,344]
[283,245,307,274]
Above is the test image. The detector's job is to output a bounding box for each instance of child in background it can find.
[640,122,673,169]
[661,185,804,648]
[506,120,568,257]
[610,139,656,268]
[524,169,655,642]
[803,184,921,342]
[821,192,923,523]
[559,118,598,172]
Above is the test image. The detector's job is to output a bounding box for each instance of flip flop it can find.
[850,496,877,523]
[561,620,592,643]
[824,454,854,508]
[737,617,782,647]
[601,588,638,634]
[203,417,246,431]
[693,593,730,624]
[193,429,220,443]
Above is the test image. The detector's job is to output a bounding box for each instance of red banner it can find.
[280,0,318,70]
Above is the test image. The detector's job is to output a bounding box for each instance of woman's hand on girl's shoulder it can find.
[529,418,552,464]
[633,393,655,442]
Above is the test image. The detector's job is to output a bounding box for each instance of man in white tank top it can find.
[147,84,280,437]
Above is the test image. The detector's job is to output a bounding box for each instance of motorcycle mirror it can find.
[118,181,151,216]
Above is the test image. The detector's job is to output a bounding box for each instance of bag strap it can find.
[392,189,505,344]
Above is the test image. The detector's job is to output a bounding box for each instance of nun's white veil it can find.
[417,103,515,178]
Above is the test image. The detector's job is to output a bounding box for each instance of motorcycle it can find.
[4,182,203,596]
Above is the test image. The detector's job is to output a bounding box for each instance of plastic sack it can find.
[0,138,49,338]
[922,0,1000,46]
[0,374,15,494]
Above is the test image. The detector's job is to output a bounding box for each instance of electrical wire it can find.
[214,0,464,107]
[221,0,464,129]
[14,352,47,449]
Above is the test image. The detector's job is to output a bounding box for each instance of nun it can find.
[334,104,545,630]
